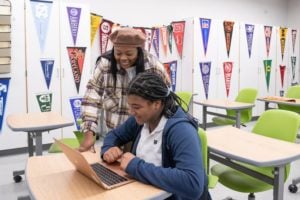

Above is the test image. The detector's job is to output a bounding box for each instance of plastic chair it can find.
[277,85,300,114]
[212,88,258,126]
[175,91,193,112]
[198,128,218,189]
[211,109,300,200]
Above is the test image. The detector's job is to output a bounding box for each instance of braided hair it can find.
[127,72,187,118]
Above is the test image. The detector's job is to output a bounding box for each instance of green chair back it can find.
[198,128,218,189]
[175,91,193,112]
[278,85,300,114]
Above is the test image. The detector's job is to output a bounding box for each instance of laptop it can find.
[54,138,135,190]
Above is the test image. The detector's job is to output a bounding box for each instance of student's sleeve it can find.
[125,123,205,199]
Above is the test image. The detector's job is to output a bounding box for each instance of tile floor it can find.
[1,123,300,200]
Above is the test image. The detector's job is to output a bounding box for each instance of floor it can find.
[1,123,300,200]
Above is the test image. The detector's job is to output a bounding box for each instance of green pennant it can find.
[263,60,272,91]
[36,92,52,112]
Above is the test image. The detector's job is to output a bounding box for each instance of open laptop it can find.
[54,138,135,189]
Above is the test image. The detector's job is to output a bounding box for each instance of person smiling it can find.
[101,72,211,200]
[79,27,170,152]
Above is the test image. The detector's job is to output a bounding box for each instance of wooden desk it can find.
[257,96,300,111]
[207,126,300,200]
[6,112,74,183]
[26,151,170,200]
[194,100,255,130]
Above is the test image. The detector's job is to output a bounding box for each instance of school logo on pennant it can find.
[30,0,53,53]
[199,62,211,99]
[69,96,83,130]
[263,60,272,91]
[0,78,10,132]
[40,59,54,89]
[223,21,234,58]
[245,24,255,58]
[223,62,233,97]
[67,7,81,46]
[200,18,211,56]
[36,92,52,112]
[67,47,86,93]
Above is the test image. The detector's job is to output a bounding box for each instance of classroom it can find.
[0,0,300,199]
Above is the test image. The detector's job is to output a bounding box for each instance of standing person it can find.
[79,27,170,152]
[102,72,211,200]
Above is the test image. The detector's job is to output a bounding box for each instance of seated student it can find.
[101,72,211,200]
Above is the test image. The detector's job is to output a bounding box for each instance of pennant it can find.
[172,21,185,59]
[263,60,272,91]
[144,28,153,52]
[69,96,83,130]
[40,59,54,89]
[279,65,286,88]
[160,26,168,57]
[152,28,160,58]
[0,78,10,132]
[36,92,52,112]
[90,13,102,46]
[223,62,233,97]
[245,24,255,58]
[67,7,81,46]
[279,27,288,60]
[291,56,296,83]
[67,47,86,93]
[200,18,211,56]
[199,62,211,99]
[163,62,171,80]
[30,0,53,53]
[264,26,272,57]
[99,19,113,54]
[291,29,297,54]
[170,61,177,91]
[223,21,234,58]
[167,25,173,53]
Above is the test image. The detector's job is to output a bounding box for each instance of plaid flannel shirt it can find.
[81,51,170,134]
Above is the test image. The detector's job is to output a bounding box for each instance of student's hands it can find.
[78,131,95,152]
[120,152,135,170]
[103,147,123,163]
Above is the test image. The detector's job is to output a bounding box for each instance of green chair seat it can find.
[48,138,80,153]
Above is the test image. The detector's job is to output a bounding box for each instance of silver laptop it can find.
[54,138,134,189]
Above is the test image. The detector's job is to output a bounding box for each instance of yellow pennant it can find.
[90,13,102,46]
[279,27,288,60]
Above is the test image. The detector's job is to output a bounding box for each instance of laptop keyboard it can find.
[90,163,128,186]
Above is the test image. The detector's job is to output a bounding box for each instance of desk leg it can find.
[235,110,241,128]
[35,131,43,156]
[265,102,269,110]
[273,166,284,200]
[27,132,34,157]
[202,106,207,130]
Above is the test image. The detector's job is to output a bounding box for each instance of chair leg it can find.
[248,193,255,200]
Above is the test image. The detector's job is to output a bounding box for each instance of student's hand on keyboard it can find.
[120,152,135,170]
[103,147,123,163]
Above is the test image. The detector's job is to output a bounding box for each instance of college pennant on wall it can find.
[223,62,233,97]
[199,62,211,99]
[160,26,168,57]
[99,19,113,54]
[223,21,234,58]
[291,29,297,54]
[163,61,177,91]
[152,28,160,58]
[69,96,83,130]
[264,26,272,57]
[67,7,81,46]
[167,25,173,53]
[172,21,185,59]
[245,24,255,58]
[263,60,272,91]
[30,0,53,53]
[200,18,211,56]
[90,13,102,46]
[279,65,286,89]
[144,28,153,52]
[36,92,52,112]
[279,27,288,60]
[0,77,10,132]
[291,56,297,84]
[67,47,86,93]
[40,59,54,89]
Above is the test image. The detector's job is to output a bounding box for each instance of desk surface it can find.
[6,112,74,132]
[207,126,300,167]
[26,151,169,200]
[194,99,255,110]
[257,96,300,106]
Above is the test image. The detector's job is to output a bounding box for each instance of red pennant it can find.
[99,19,113,54]
[172,21,185,59]
[223,62,233,97]
[279,65,286,88]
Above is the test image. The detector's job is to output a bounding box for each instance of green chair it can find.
[198,128,218,189]
[211,109,300,200]
[175,91,194,112]
[212,88,258,126]
[277,85,300,114]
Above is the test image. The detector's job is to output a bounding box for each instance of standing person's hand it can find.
[120,152,135,170]
[103,147,123,163]
[78,131,95,152]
